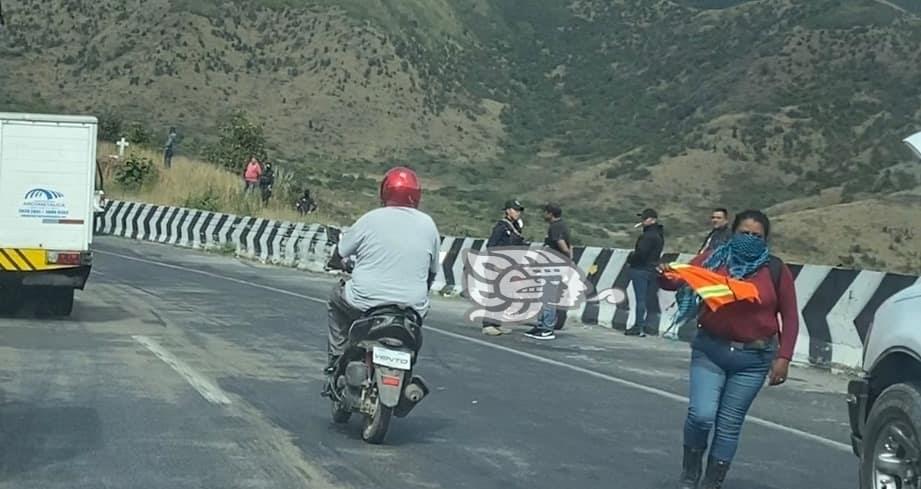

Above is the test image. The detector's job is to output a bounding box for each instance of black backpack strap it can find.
[767,255,784,311]
[767,255,781,290]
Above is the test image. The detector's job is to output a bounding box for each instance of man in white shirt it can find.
[326,167,441,371]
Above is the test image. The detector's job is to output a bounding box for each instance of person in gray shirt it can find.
[163,127,177,169]
[325,167,441,371]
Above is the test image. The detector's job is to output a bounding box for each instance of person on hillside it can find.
[260,161,275,204]
[523,202,572,341]
[625,208,665,337]
[657,209,798,489]
[481,199,527,336]
[296,188,317,214]
[163,127,177,169]
[243,155,262,193]
[698,208,732,254]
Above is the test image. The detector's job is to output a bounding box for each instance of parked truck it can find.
[846,133,921,489]
[0,112,100,316]
[847,282,921,489]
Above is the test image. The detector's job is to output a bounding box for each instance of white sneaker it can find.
[482,326,503,336]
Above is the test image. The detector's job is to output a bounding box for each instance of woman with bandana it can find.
[657,209,799,489]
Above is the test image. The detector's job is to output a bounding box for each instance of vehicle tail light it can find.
[46,251,90,266]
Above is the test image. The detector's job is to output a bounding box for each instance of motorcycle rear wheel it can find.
[361,399,393,444]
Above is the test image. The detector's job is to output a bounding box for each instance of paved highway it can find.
[0,237,857,488]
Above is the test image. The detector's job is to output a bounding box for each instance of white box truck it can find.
[0,112,100,316]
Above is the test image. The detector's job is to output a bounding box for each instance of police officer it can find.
[481,199,527,336]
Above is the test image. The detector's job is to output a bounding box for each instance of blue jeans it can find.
[629,268,654,329]
[537,304,557,331]
[537,281,559,331]
[684,330,775,462]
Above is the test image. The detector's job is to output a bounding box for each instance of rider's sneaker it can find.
[524,328,556,340]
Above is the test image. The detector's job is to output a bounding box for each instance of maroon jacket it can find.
[658,253,800,361]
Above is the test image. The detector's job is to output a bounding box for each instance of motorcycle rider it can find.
[325,166,441,373]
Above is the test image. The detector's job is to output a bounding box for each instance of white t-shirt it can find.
[338,206,441,316]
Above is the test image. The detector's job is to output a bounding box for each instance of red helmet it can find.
[380,166,422,208]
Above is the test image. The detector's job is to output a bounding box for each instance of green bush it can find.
[114,153,158,190]
[206,111,268,171]
[126,122,151,146]
[97,109,123,142]
[181,185,221,212]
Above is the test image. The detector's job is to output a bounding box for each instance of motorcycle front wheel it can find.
[331,399,351,424]
[361,399,393,444]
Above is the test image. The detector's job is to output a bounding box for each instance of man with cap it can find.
[625,208,665,337]
[481,199,528,336]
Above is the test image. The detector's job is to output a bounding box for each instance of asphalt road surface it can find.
[0,237,859,488]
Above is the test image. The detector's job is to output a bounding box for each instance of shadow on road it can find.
[70,303,135,324]
[0,401,103,477]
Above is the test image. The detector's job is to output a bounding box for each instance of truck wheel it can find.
[0,287,17,315]
[860,382,921,489]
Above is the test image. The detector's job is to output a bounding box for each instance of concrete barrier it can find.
[97,200,920,370]
[95,200,338,273]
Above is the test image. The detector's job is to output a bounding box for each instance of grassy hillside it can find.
[1,0,920,272]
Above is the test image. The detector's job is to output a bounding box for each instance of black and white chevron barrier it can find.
[95,200,338,272]
[98,200,920,370]
[428,237,921,370]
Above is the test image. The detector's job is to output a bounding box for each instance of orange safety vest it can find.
[663,263,762,312]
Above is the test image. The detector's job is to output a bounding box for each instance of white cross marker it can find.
[116,137,130,157]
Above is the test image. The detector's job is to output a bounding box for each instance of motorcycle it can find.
[322,254,430,444]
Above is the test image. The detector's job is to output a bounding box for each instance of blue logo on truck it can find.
[23,188,65,200]
[18,187,69,219]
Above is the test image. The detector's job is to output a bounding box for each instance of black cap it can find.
[637,208,658,219]
[504,199,525,211]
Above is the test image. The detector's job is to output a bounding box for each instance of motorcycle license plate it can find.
[372,347,411,370]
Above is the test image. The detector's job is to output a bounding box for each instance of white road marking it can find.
[132,334,232,406]
[100,249,852,452]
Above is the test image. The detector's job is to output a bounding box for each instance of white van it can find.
[0,112,99,315]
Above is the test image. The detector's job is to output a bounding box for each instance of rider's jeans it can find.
[327,279,363,358]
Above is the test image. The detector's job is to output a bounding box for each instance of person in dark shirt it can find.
[481,199,527,336]
[625,208,665,337]
[698,208,731,254]
[524,203,572,341]
[486,199,527,248]
[658,209,798,489]
[296,188,317,214]
[259,162,275,204]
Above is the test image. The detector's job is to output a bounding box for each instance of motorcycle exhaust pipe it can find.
[404,383,425,403]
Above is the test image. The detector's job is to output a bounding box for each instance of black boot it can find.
[678,446,705,489]
[700,458,730,489]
